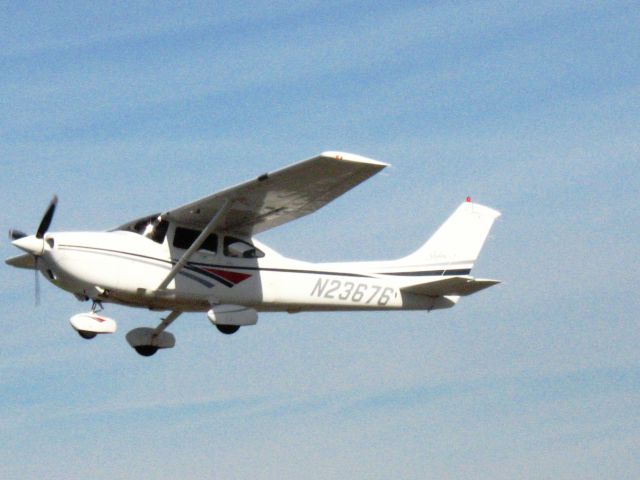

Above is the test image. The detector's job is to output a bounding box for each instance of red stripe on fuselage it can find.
[203,268,252,285]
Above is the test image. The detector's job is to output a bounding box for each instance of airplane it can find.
[6,152,501,357]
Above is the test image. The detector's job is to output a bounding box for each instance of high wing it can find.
[118,151,388,236]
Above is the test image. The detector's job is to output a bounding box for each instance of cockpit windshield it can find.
[124,215,169,244]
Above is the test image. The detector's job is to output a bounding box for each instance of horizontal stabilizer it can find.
[5,253,36,270]
[402,276,500,297]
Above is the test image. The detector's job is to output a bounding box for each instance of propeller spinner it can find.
[9,195,57,255]
[9,195,58,305]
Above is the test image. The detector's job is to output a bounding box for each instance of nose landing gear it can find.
[69,301,117,339]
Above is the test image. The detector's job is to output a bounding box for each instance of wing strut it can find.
[157,199,232,291]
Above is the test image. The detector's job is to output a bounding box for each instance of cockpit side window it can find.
[173,227,218,253]
[223,236,265,258]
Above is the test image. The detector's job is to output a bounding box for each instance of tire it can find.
[134,345,159,356]
[216,324,240,335]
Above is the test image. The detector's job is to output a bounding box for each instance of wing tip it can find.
[321,151,390,167]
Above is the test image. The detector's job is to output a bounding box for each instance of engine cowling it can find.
[70,312,117,335]
[207,305,258,327]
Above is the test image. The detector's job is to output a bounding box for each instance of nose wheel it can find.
[76,302,103,340]
[70,303,117,339]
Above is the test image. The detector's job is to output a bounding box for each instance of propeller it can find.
[35,262,41,306]
[9,229,27,241]
[36,195,58,239]
[9,195,58,306]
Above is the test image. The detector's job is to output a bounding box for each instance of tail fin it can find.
[397,199,500,269]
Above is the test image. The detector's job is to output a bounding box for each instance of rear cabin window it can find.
[173,227,218,253]
[223,236,265,258]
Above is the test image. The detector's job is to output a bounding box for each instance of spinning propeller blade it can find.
[36,195,58,239]
[9,195,57,244]
[8,195,58,307]
[9,229,27,240]
[35,259,41,306]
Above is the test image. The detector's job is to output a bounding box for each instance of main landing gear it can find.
[70,304,251,357]
[126,311,180,357]
[207,305,256,335]
[134,345,159,357]
[216,324,240,335]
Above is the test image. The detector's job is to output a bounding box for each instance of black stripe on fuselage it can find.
[184,265,234,287]
[56,245,373,289]
[59,244,220,287]
[180,270,215,288]
[57,245,469,284]
[186,260,371,278]
[380,269,472,276]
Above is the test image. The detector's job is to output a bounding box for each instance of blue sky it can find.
[1,1,639,478]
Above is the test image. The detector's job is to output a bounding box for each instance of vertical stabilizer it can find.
[397,199,501,269]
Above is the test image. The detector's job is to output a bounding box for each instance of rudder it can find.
[397,199,500,269]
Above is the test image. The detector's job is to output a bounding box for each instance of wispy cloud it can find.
[2,1,640,478]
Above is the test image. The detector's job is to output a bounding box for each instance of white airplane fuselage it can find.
[39,229,454,314]
[8,151,501,356]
